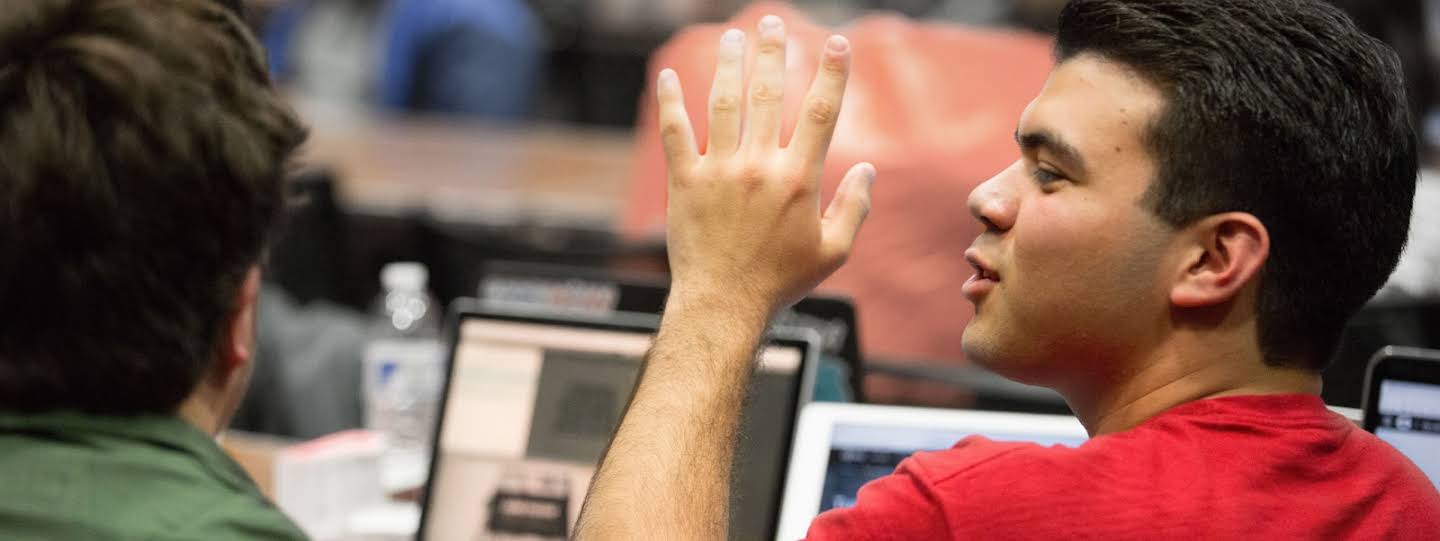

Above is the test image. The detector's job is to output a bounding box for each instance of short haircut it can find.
[0,0,306,413]
[1054,0,1418,371]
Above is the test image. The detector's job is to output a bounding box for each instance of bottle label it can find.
[362,339,445,441]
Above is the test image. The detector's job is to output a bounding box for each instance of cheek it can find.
[1006,197,1166,336]
[1012,196,1127,278]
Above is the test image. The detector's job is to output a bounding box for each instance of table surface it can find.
[294,100,637,230]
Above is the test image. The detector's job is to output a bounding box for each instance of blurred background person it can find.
[262,0,545,118]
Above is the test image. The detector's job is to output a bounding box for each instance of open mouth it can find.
[963,249,1000,302]
[965,250,1000,282]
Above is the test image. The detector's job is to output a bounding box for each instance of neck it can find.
[176,386,225,436]
[1064,336,1322,436]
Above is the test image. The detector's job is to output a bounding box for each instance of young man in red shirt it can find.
[576,0,1440,539]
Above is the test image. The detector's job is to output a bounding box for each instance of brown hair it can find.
[0,0,307,413]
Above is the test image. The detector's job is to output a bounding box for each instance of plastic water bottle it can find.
[363,262,444,475]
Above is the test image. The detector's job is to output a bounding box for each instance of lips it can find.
[963,248,1000,301]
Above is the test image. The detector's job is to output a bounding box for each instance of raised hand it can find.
[574,18,873,538]
[657,15,875,314]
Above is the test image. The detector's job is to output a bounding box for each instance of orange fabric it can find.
[623,2,1054,365]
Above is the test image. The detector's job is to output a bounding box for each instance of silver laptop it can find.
[418,302,819,540]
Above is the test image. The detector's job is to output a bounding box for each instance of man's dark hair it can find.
[216,0,242,15]
[0,0,306,413]
[1055,0,1418,370]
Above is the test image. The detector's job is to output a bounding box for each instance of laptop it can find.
[774,402,1089,540]
[418,301,820,540]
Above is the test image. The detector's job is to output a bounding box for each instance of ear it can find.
[220,265,263,374]
[1170,212,1269,308]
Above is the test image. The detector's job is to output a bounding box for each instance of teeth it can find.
[967,255,997,281]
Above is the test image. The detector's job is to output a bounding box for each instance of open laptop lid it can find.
[478,260,864,401]
[775,402,1088,540]
[419,300,820,540]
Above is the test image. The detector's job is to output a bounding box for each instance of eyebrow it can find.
[1015,129,1088,176]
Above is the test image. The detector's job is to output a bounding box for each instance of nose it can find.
[967,161,1020,233]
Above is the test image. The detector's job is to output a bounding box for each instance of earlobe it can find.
[1170,213,1269,308]
[224,266,263,370]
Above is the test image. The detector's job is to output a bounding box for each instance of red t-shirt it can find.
[805,394,1440,539]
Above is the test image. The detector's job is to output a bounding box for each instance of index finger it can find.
[656,68,699,173]
[788,35,852,171]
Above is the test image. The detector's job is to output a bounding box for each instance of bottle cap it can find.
[381,262,428,291]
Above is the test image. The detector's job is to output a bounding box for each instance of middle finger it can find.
[707,28,745,157]
[743,15,786,150]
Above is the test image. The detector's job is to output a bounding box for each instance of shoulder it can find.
[0,417,308,540]
[1341,428,1440,502]
[903,435,1113,503]
[110,442,308,540]
[804,436,1107,540]
[906,433,1175,528]
[905,433,1120,482]
[158,491,308,541]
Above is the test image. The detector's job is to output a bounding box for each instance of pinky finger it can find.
[657,69,699,173]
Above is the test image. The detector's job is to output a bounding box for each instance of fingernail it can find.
[721,28,744,45]
[862,163,877,184]
[658,68,677,87]
[759,15,783,37]
[826,35,849,54]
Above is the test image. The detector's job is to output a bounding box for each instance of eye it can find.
[1031,166,1065,186]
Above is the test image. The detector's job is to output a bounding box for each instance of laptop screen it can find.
[421,315,811,540]
[1374,379,1440,489]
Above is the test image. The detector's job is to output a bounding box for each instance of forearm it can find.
[575,290,770,539]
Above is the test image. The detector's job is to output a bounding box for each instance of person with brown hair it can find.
[0,0,308,537]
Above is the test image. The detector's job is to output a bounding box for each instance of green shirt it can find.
[0,411,308,540]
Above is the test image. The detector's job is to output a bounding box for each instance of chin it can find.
[961,326,1005,373]
[962,327,1050,386]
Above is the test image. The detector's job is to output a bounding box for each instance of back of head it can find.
[1054,0,1418,370]
[0,0,305,414]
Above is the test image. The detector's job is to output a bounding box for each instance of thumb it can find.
[820,162,876,266]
